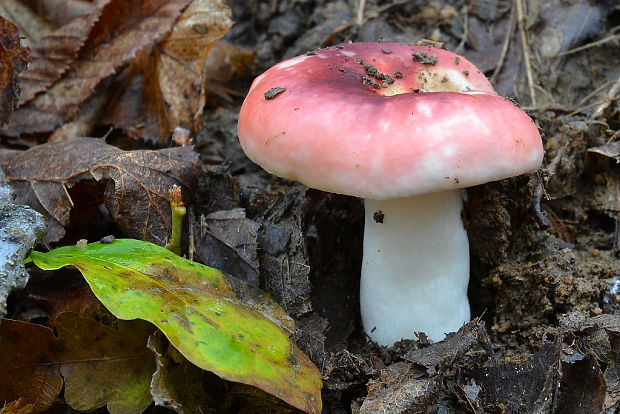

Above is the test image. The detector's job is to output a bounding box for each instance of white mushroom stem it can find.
[360,189,470,345]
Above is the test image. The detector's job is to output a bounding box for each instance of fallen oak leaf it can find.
[203,40,255,103]
[55,312,156,414]
[469,340,562,413]
[3,138,200,244]
[29,238,323,414]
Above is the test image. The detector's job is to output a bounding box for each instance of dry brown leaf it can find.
[0,0,53,45]
[0,398,37,414]
[27,283,111,327]
[105,0,232,144]
[30,0,95,29]
[2,0,192,138]
[203,40,255,101]
[194,208,260,285]
[155,0,233,131]
[0,16,30,125]
[0,319,63,411]
[3,138,201,244]
[19,0,109,105]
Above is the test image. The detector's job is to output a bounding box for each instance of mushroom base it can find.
[361,190,470,345]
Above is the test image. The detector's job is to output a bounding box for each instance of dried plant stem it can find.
[455,6,469,54]
[578,80,614,105]
[554,32,620,57]
[591,75,620,120]
[515,0,536,107]
[356,0,366,27]
[490,2,517,84]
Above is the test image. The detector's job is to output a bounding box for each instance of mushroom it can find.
[237,43,543,345]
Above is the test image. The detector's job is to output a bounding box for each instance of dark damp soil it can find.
[197,0,620,412]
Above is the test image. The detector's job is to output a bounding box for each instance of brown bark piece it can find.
[0,16,30,125]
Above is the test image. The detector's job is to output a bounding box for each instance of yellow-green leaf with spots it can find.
[29,239,322,414]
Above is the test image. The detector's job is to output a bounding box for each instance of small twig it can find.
[516,0,536,106]
[578,80,614,105]
[607,129,620,145]
[533,172,551,228]
[534,83,556,105]
[455,6,469,54]
[479,323,498,365]
[554,32,620,57]
[356,0,366,28]
[614,214,619,257]
[490,2,517,84]
[554,99,610,121]
[533,132,574,227]
[520,104,573,112]
[591,74,620,119]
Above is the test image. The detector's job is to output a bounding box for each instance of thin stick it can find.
[554,33,620,57]
[189,208,195,261]
[578,80,614,105]
[553,99,609,121]
[591,74,620,119]
[455,6,469,54]
[516,0,536,106]
[356,0,367,28]
[490,2,517,84]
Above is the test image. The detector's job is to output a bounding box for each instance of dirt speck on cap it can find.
[412,52,438,65]
[264,87,286,99]
[373,211,384,223]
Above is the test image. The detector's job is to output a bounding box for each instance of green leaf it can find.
[29,239,322,414]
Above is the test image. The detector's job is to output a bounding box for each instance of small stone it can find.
[100,235,115,244]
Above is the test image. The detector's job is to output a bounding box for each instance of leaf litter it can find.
[3,138,201,244]
[1,0,620,412]
[55,312,156,414]
[29,239,323,413]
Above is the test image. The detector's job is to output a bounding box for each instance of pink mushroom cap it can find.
[238,42,544,199]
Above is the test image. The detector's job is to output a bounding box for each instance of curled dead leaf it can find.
[3,138,201,244]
